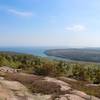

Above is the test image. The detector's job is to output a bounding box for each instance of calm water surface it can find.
[0,47,71,61]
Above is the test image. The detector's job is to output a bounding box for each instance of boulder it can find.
[0,79,52,100]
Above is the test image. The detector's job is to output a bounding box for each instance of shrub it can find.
[31,80,61,94]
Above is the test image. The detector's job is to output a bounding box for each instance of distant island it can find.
[45,48,100,62]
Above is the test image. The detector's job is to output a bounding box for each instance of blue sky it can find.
[0,0,100,47]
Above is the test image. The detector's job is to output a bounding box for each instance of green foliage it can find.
[70,64,100,84]
[0,52,38,69]
[0,52,100,84]
[72,64,86,80]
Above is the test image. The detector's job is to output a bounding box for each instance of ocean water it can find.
[0,47,48,57]
[0,47,70,61]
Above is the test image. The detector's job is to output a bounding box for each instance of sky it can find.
[0,0,100,47]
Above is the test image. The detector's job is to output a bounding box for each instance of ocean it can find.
[0,47,48,57]
[0,47,69,61]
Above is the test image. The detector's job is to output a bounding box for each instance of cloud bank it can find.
[66,24,86,32]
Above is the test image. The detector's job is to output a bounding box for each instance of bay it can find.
[0,47,70,61]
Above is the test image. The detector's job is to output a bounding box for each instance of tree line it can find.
[0,52,100,84]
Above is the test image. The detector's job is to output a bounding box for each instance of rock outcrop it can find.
[44,77,100,100]
[0,66,21,73]
[0,78,52,100]
[0,76,100,100]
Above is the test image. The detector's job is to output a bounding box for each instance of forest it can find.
[0,51,100,84]
[45,48,100,62]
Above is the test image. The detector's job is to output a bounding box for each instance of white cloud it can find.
[65,24,86,32]
[8,9,33,17]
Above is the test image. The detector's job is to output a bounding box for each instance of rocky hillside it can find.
[0,77,52,100]
[0,75,100,100]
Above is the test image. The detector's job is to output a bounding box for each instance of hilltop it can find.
[0,51,100,99]
[0,72,100,100]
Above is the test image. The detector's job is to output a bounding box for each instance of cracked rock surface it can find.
[0,77,100,100]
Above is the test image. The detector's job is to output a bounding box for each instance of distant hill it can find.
[45,48,100,62]
[0,51,32,56]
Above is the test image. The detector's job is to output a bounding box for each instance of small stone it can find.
[59,97,67,100]
[0,77,4,80]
